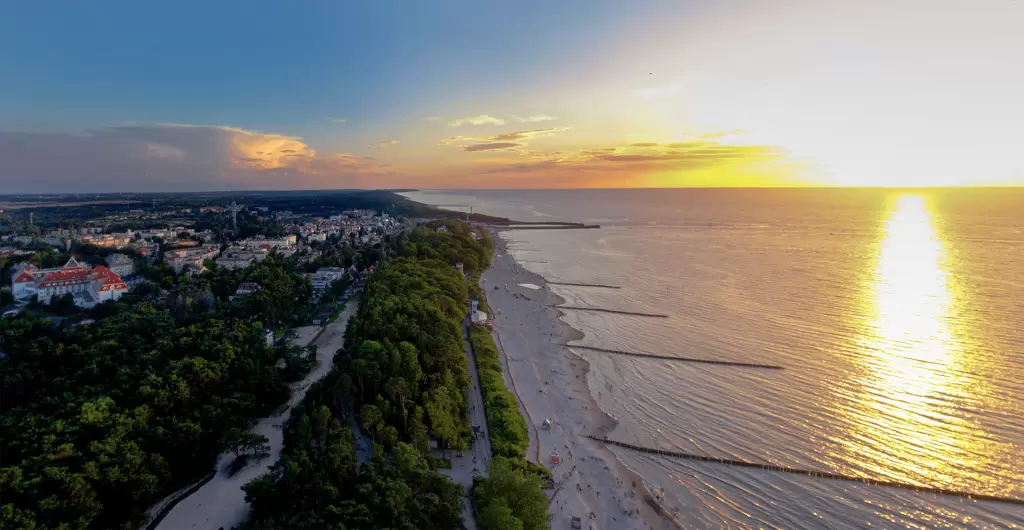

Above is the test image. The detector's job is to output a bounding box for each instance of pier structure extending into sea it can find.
[547,282,621,289]
[586,436,1024,506]
[550,305,669,318]
[563,344,784,370]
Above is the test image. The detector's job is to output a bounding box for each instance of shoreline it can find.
[484,230,676,530]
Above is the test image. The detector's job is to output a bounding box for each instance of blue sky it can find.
[2,0,1023,192]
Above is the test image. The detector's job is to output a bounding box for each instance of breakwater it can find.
[548,282,621,289]
[586,437,1024,506]
[564,344,784,370]
[551,305,669,318]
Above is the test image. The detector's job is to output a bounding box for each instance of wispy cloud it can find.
[513,114,558,123]
[378,139,400,147]
[474,138,779,175]
[329,117,347,123]
[423,116,443,122]
[449,114,505,127]
[440,127,571,153]
[633,86,680,99]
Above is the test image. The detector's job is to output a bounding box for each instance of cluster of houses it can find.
[10,257,130,308]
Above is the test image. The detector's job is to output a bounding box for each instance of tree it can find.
[474,457,552,530]
[222,428,272,458]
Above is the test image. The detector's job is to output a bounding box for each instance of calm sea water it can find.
[403,189,1024,529]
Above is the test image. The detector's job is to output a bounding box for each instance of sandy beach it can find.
[483,233,675,530]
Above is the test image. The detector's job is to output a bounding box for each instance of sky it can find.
[1,0,1023,192]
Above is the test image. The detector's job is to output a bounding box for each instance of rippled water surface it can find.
[403,189,1024,529]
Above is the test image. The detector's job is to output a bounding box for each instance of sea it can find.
[402,188,1024,529]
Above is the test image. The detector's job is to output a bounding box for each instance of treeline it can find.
[242,221,493,529]
[467,274,552,529]
[0,257,315,529]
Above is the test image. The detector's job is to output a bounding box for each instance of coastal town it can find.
[0,192,674,530]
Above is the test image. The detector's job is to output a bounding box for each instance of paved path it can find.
[149,299,360,530]
[441,320,493,530]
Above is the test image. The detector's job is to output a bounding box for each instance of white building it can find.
[105,253,136,277]
[10,258,128,307]
[310,267,346,295]
[165,245,219,274]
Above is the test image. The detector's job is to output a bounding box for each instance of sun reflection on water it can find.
[838,194,1019,495]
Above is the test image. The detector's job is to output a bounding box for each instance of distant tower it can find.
[29,212,33,228]
[231,201,238,232]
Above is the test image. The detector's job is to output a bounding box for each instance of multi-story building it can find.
[165,245,219,274]
[10,257,129,307]
[105,253,136,277]
[310,267,346,295]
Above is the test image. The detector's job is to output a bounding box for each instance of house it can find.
[10,257,128,307]
[436,225,449,233]
[105,253,136,277]
[455,262,464,274]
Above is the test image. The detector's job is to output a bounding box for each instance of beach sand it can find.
[483,233,675,530]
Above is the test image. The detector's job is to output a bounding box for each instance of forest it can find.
[242,221,490,528]
[0,256,315,529]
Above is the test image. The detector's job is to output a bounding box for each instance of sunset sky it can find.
[2,0,1022,192]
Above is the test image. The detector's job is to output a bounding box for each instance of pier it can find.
[550,305,669,318]
[586,437,1024,506]
[564,344,784,370]
[547,282,621,289]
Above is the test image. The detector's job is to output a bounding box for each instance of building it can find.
[469,297,489,324]
[455,262,464,274]
[81,233,132,248]
[310,267,346,295]
[105,253,136,277]
[232,282,261,300]
[216,249,266,270]
[10,258,128,307]
[165,245,219,274]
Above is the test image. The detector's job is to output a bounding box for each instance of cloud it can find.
[491,127,570,142]
[0,124,393,192]
[423,116,443,122]
[448,114,505,127]
[633,86,680,99]
[513,114,558,123]
[473,138,779,176]
[440,128,571,153]
[378,139,400,147]
[698,130,745,139]
[329,117,347,123]
[463,142,522,152]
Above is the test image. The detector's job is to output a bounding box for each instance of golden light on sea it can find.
[836,194,1021,495]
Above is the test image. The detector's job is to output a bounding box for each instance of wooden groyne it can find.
[548,282,621,289]
[551,305,669,318]
[586,437,1024,506]
[564,344,784,370]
